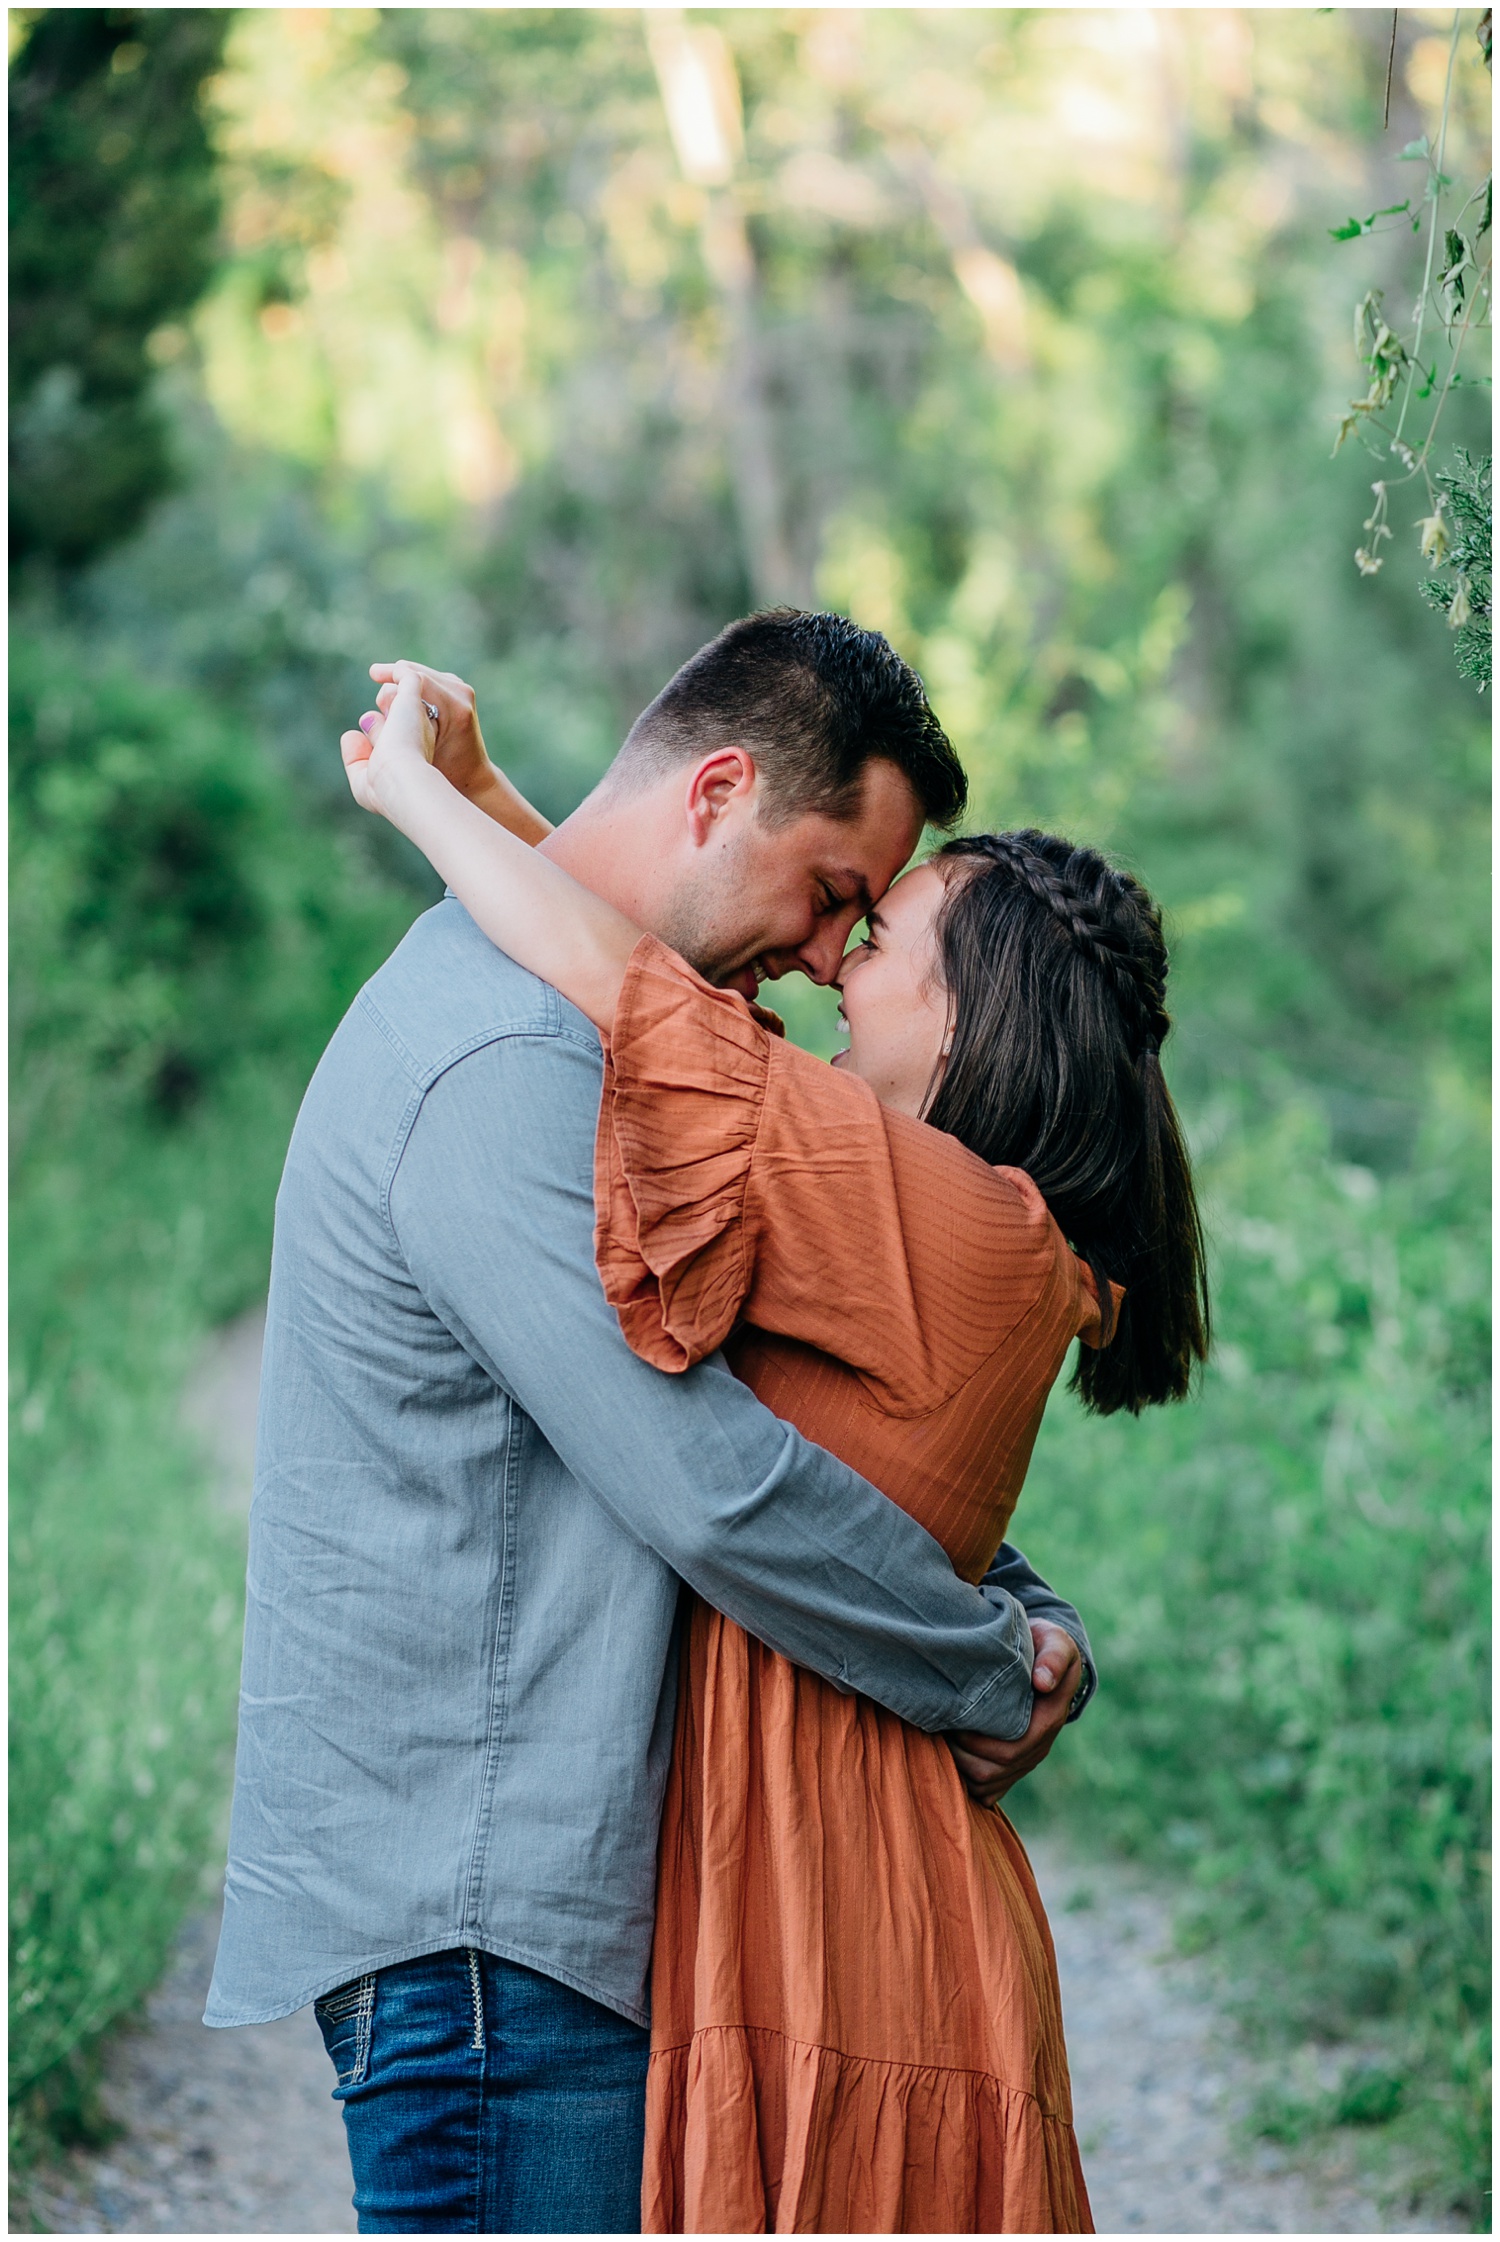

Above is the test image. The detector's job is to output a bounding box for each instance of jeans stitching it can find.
[351,1971,375,2085]
[317,1983,364,2023]
[328,1953,647,2230]
[466,1949,484,2053]
[316,1971,376,2087]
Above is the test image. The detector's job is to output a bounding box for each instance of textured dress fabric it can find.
[595,937,1109,2236]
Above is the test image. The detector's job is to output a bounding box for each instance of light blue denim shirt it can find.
[206,900,1093,2031]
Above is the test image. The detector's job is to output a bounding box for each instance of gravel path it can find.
[15,1310,1455,2234]
[15,1908,356,2237]
[19,1845,1447,2236]
[1029,1841,1451,2235]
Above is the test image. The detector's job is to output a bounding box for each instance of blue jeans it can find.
[314,1948,650,2233]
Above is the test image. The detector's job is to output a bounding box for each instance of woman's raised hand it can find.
[340,662,437,822]
[365,661,498,804]
[344,660,555,846]
[340,657,634,1032]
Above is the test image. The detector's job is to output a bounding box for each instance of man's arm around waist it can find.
[389,1028,1035,1740]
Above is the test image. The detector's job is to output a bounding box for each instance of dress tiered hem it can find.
[643,2021,1093,2235]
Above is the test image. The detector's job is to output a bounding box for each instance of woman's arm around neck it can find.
[342,665,636,1033]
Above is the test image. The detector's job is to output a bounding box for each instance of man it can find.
[207,611,1094,2234]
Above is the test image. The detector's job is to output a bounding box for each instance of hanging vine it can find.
[1333,9,1491,684]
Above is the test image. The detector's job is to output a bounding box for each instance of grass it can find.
[10,1136,248,2148]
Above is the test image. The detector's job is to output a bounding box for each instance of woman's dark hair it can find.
[923,830,1210,1415]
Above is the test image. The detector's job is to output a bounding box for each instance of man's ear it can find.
[683,747,758,847]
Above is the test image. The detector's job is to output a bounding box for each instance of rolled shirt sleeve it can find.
[980,1541,1098,1720]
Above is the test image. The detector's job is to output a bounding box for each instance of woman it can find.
[343,666,1210,2234]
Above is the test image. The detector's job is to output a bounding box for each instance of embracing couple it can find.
[206,612,1209,2235]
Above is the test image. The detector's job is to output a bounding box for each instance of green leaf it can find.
[1398,137,1430,160]
[1331,202,1411,241]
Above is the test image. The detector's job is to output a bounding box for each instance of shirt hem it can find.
[203,1931,651,2033]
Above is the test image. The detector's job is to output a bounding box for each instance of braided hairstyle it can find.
[924,830,1210,1414]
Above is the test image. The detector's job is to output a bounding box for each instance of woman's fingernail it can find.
[359,714,376,736]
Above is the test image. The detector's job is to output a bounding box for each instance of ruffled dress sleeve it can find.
[595,936,1110,1411]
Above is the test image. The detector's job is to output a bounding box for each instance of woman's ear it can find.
[683,747,758,846]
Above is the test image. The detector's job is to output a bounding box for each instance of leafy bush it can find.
[1011,1093,1490,2220]
[9,630,414,2141]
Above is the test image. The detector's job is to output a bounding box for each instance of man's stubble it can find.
[647,822,763,989]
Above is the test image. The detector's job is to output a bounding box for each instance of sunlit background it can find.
[10,8,1490,2224]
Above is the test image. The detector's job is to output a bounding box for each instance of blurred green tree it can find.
[9,7,229,569]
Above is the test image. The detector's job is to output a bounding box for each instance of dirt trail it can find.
[17,1309,1453,2234]
[17,1907,356,2237]
[1029,1841,1449,2234]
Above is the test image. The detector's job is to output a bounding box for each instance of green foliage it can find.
[1251,2060,1407,2145]
[1009,1097,1490,2218]
[9,630,415,2132]
[1329,12,1491,675]
[1420,450,1493,687]
[8,10,1489,2220]
[10,632,410,1150]
[10,1201,243,2120]
[9,9,228,569]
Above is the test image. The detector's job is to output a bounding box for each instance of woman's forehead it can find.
[878,860,947,924]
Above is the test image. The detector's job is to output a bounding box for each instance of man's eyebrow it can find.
[835,871,875,918]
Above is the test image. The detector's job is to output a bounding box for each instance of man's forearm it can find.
[981,1542,1097,1718]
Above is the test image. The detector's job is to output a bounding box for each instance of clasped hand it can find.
[945,1621,1081,1808]
[339,660,446,819]
[342,661,554,847]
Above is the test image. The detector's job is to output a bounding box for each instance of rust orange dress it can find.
[594,937,1106,2236]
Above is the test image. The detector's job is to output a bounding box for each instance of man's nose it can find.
[795,923,851,986]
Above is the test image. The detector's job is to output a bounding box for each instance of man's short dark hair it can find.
[614,609,967,828]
